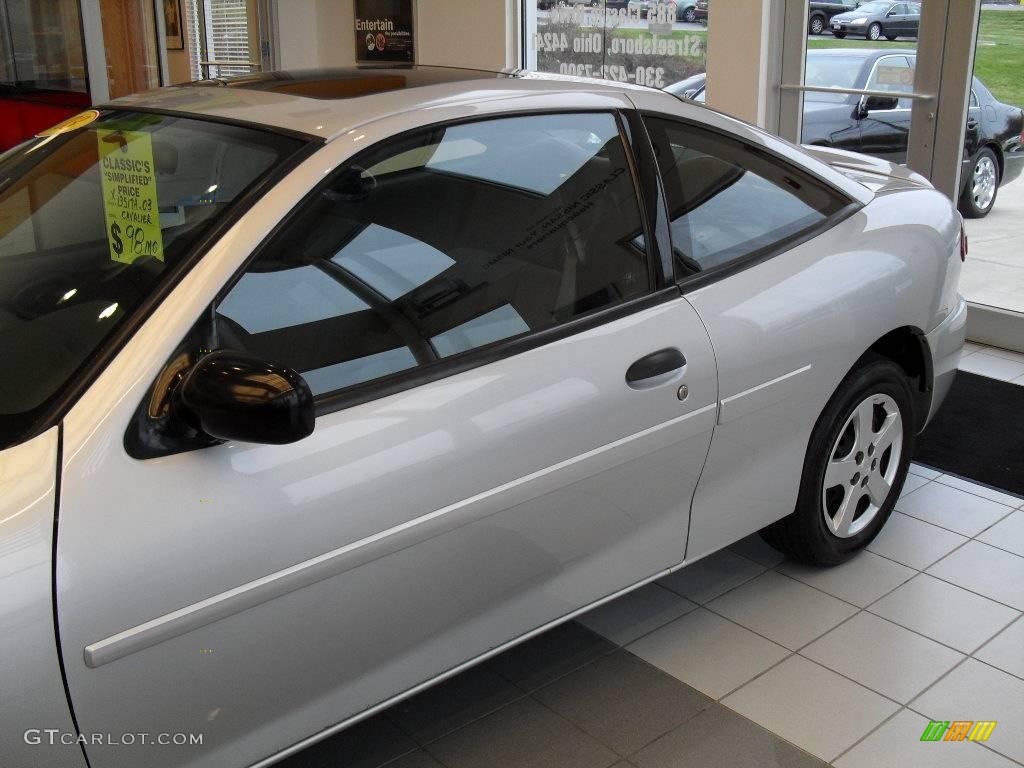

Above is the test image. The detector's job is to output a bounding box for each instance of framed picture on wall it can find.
[355,0,415,63]
[164,0,185,50]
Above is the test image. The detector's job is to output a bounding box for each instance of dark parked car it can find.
[808,1,861,36]
[694,0,708,22]
[665,49,1024,217]
[830,1,920,40]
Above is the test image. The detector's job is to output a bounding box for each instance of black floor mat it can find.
[914,371,1024,497]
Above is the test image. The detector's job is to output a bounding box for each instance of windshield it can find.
[804,54,868,103]
[0,110,306,449]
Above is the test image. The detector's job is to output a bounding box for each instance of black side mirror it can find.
[861,95,900,116]
[173,350,315,445]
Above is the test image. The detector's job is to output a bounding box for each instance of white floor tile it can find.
[777,551,914,608]
[870,574,1020,654]
[896,482,1014,537]
[934,475,1024,509]
[576,583,696,647]
[958,351,1024,382]
[978,511,1024,558]
[727,533,786,568]
[909,463,941,481]
[867,512,968,571]
[627,607,789,700]
[801,613,963,703]
[911,659,1024,764]
[835,708,1017,768]
[975,617,1024,681]
[927,541,1024,610]
[984,346,1024,365]
[658,549,765,605]
[723,655,898,762]
[706,571,857,650]
[899,473,931,499]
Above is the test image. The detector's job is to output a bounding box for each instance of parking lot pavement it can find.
[961,178,1024,314]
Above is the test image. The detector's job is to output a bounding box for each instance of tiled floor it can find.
[280,346,1024,768]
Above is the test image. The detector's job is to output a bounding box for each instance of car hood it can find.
[801,144,932,194]
[832,9,874,21]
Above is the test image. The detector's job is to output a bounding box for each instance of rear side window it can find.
[215,113,650,398]
[644,117,848,278]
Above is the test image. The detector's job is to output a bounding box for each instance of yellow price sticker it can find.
[97,129,164,264]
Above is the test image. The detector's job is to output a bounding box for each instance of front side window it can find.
[0,110,305,449]
[644,117,848,277]
[214,113,650,399]
[866,56,915,109]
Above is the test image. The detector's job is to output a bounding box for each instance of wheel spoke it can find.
[873,410,901,453]
[866,473,891,507]
[830,486,859,536]
[825,455,858,488]
[854,399,876,450]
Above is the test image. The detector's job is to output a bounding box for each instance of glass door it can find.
[99,0,161,97]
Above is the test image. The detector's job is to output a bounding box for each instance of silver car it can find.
[1,66,966,768]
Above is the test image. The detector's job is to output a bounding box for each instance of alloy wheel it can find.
[684,7,696,22]
[810,16,824,34]
[972,155,998,211]
[868,23,882,40]
[822,393,903,538]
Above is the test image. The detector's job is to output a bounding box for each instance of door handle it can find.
[625,348,686,387]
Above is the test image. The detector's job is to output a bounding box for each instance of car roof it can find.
[104,65,656,142]
[808,48,917,58]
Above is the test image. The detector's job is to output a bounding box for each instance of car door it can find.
[56,107,719,768]
[858,54,914,162]
[640,112,860,559]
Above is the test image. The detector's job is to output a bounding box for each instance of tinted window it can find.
[866,56,914,109]
[215,113,649,398]
[644,117,848,277]
[0,111,304,449]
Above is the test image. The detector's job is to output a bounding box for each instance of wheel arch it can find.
[863,326,932,432]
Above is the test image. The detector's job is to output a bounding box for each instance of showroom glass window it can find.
[643,117,847,277]
[214,113,650,398]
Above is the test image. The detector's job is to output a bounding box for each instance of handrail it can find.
[780,83,934,102]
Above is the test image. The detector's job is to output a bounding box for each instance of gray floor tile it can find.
[722,655,898,762]
[727,534,786,568]
[899,473,931,498]
[488,622,617,692]
[926,541,1024,610]
[777,550,914,608]
[382,751,446,768]
[576,584,696,647]
[975,616,1024,680]
[658,550,765,605]
[896,482,1014,537]
[935,475,1024,509]
[424,696,618,768]
[627,608,789,700]
[801,613,963,703]
[978,510,1024,558]
[909,463,941,480]
[870,573,1020,653]
[910,659,1024,763]
[834,708,1017,768]
[278,714,416,768]
[387,663,523,745]
[533,651,712,756]
[866,512,967,571]
[707,571,857,650]
[632,703,826,768]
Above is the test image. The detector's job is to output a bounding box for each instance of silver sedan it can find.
[0,66,965,768]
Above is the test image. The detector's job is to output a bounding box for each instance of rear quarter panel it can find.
[684,187,960,559]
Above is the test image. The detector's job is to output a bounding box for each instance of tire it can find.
[959,147,1000,219]
[683,7,697,22]
[867,22,882,40]
[809,14,825,35]
[885,35,897,41]
[832,31,847,39]
[760,358,915,565]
